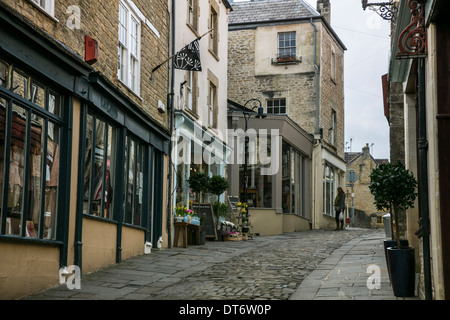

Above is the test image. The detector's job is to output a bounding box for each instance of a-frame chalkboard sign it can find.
[195,203,217,240]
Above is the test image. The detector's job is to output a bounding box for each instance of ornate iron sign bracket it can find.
[362,1,398,22]
[397,0,428,59]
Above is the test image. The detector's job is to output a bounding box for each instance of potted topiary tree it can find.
[369,162,418,297]
[208,175,230,236]
[187,171,210,208]
[187,171,211,243]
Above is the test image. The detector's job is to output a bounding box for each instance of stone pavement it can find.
[23,228,418,301]
[290,230,418,300]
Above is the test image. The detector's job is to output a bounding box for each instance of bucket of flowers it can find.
[228,230,242,241]
[174,205,187,222]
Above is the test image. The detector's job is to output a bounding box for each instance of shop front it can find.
[0,7,169,299]
[172,111,229,244]
[227,110,313,236]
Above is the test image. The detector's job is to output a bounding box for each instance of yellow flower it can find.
[237,202,241,206]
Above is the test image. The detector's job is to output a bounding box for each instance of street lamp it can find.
[361,0,398,22]
[242,99,266,205]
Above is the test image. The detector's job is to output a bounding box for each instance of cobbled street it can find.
[26,228,382,300]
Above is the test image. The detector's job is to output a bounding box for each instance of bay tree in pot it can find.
[208,175,230,231]
[187,171,210,221]
[369,162,418,297]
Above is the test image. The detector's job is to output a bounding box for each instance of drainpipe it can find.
[310,18,320,230]
[165,0,176,249]
[417,57,432,300]
[310,18,320,136]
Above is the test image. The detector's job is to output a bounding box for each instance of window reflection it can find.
[43,122,60,239]
[124,136,145,226]
[83,115,116,220]
[0,59,64,239]
[7,105,26,235]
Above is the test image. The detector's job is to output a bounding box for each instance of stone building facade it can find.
[345,144,389,228]
[2,0,170,126]
[227,0,346,230]
[171,0,232,215]
[389,0,450,300]
[0,0,170,299]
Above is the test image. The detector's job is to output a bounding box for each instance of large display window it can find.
[123,135,145,227]
[82,113,117,220]
[0,58,64,240]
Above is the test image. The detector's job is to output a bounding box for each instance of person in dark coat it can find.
[334,187,346,230]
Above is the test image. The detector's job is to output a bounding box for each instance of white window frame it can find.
[186,71,193,111]
[31,0,55,17]
[278,32,296,59]
[209,6,218,55]
[331,109,336,146]
[331,49,336,82]
[266,98,287,114]
[209,83,216,127]
[118,0,141,95]
[323,164,337,216]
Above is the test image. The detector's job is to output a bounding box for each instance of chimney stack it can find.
[362,143,370,156]
[317,0,331,24]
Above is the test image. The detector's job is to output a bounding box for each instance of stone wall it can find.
[318,24,345,160]
[228,21,345,155]
[347,146,379,217]
[2,0,169,128]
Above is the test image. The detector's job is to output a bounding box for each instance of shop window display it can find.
[83,114,116,220]
[123,136,145,226]
[0,58,62,239]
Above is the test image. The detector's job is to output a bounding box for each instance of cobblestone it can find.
[23,228,415,301]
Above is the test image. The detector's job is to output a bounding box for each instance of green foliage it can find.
[213,201,229,219]
[369,162,418,212]
[369,162,418,247]
[208,175,230,197]
[187,171,210,194]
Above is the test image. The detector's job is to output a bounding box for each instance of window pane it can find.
[105,125,116,219]
[30,81,45,110]
[48,90,62,117]
[83,114,93,214]
[291,149,295,214]
[92,119,105,217]
[27,114,44,238]
[135,142,144,226]
[12,69,28,99]
[44,121,60,239]
[8,105,27,235]
[282,142,290,213]
[123,137,128,220]
[0,97,6,232]
[0,60,9,88]
[125,139,135,224]
[130,57,137,92]
[130,17,138,57]
[118,3,127,46]
[118,45,126,82]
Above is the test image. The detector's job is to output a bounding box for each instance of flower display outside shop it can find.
[174,205,200,225]
[236,202,248,211]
